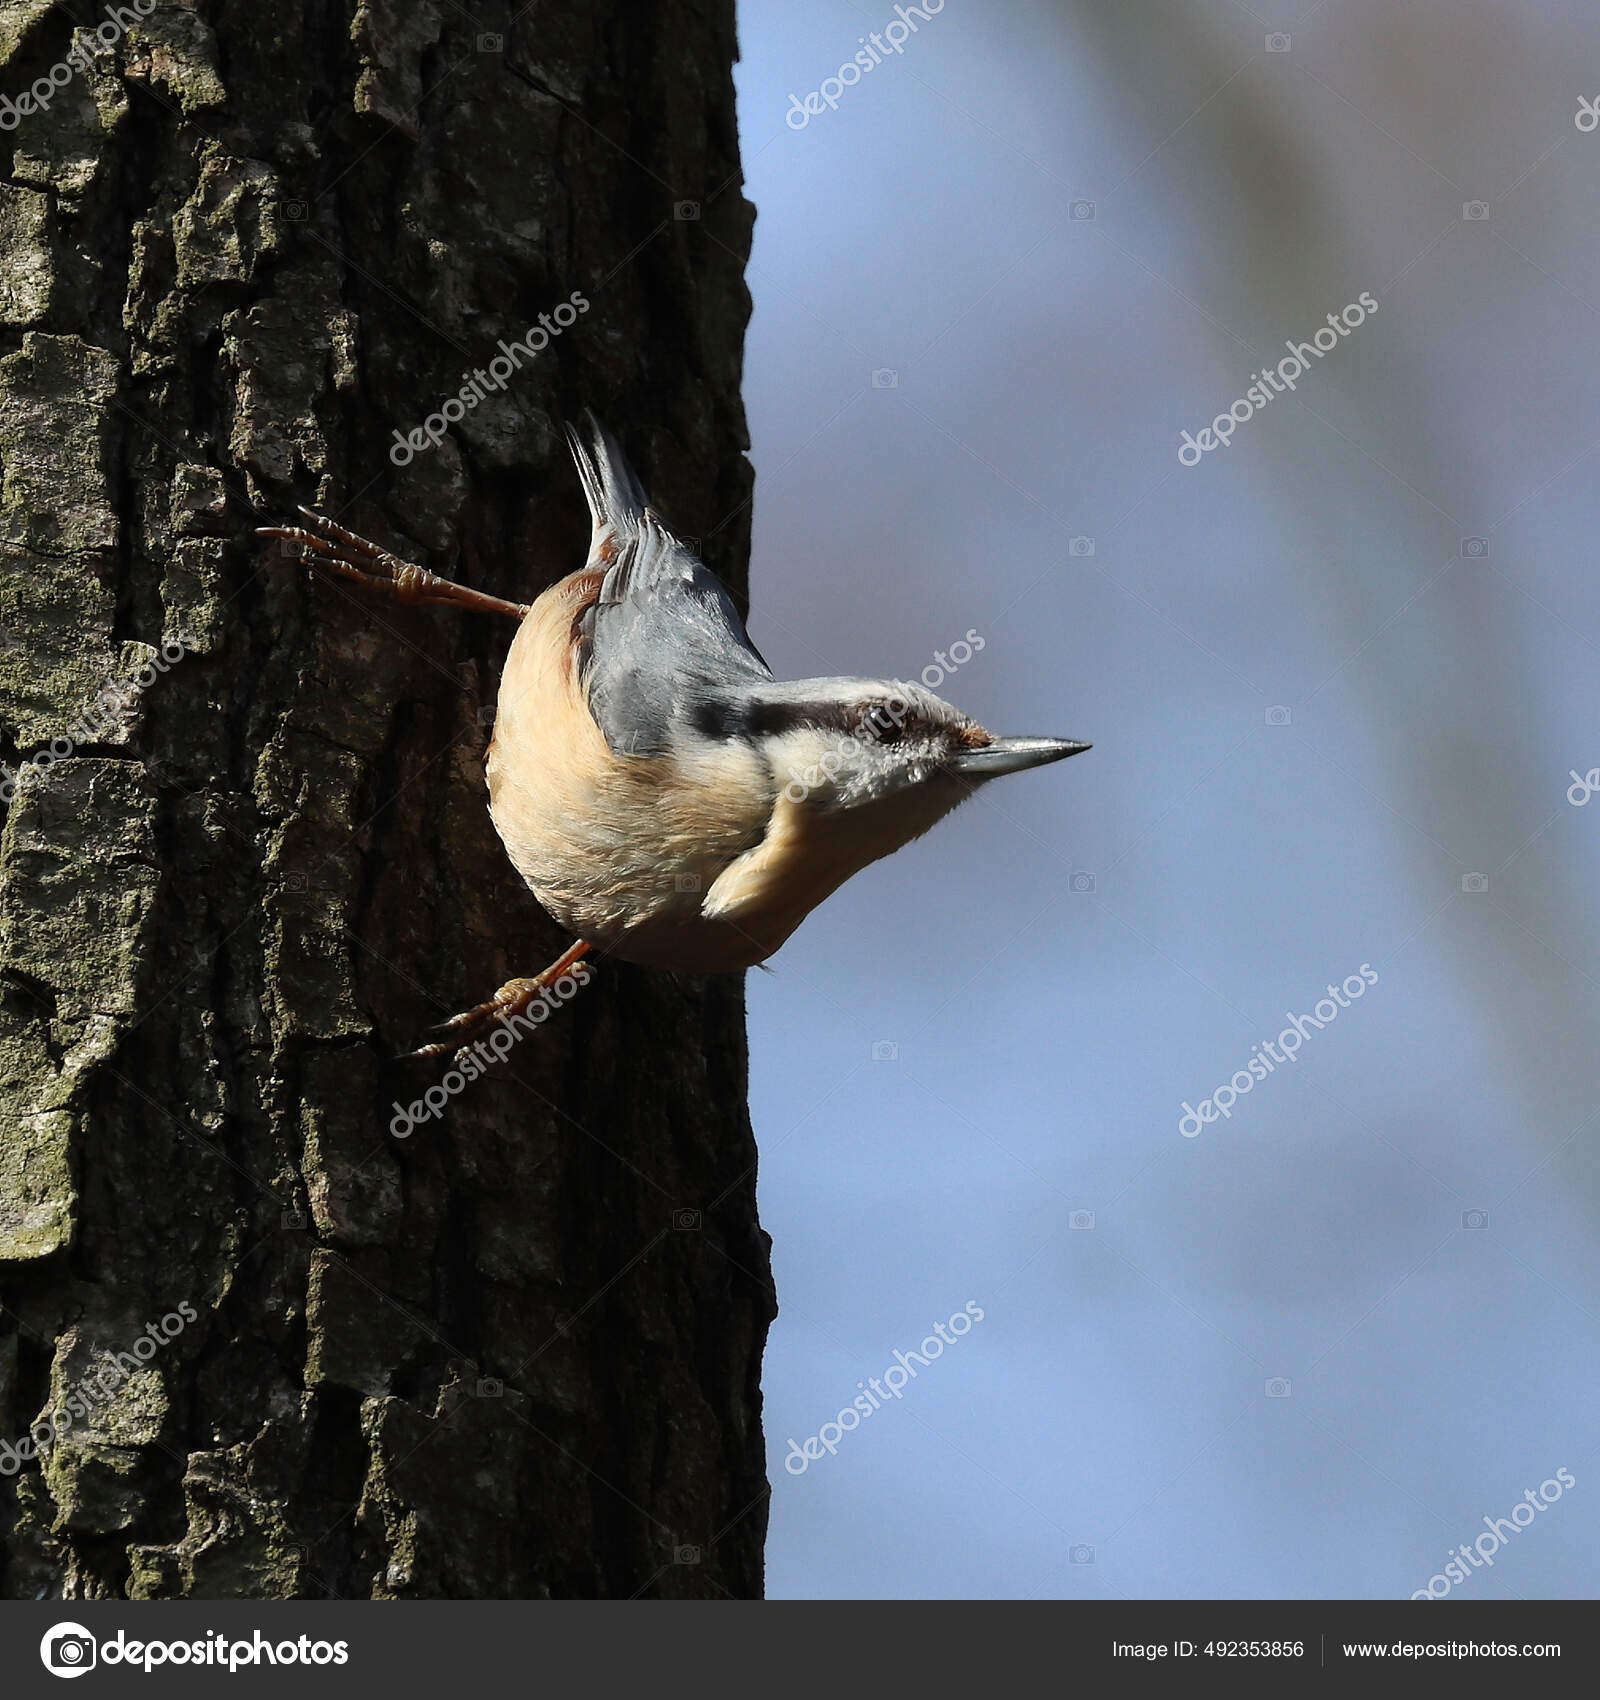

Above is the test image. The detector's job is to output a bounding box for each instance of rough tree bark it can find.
[0,0,772,1599]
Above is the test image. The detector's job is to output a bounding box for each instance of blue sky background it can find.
[732,0,1600,1600]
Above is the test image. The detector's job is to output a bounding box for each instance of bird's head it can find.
[678,674,1090,962]
[734,677,1089,816]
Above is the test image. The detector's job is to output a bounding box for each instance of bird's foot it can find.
[257,507,529,620]
[400,939,593,1060]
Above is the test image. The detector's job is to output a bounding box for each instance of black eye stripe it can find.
[690,698,945,745]
[690,698,744,740]
[743,699,862,738]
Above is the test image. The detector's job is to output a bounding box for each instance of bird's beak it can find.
[952,737,1091,778]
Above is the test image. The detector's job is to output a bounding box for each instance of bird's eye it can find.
[857,706,906,745]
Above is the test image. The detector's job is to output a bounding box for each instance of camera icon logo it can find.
[281,1206,307,1230]
[476,1376,503,1397]
[1462,1208,1489,1230]
[1462,200,1490,220]
[870,1040,898,1061]
[1069,200,1095,220]
[1265,1377,1292,1398]
[1265,705,1291,726]
[1461,537,1488,558]
[1265,32,1291,51]
[674,871,701,893]
[1461,872,1488,893]
[40,1623,97,1677]
[477,33,503,52]
[871,368,899,389]
[674,200,701,221]
[1069,1209,1095,1230]
[1069,1544,1095,1564]
[1070,871,1096,894]
[673,1208,702,1231]
[1068,535,1095,557]
[674,1544,701,1565]
[284,199,308,221]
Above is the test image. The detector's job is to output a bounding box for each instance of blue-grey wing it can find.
[582,517,773,755]
[567,418,772,756]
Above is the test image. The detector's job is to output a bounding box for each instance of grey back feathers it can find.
[566,417,773,758]
[561,421,1088,811]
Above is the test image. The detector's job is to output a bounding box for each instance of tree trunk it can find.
[0,0,771,1600]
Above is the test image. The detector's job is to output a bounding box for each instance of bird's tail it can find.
[565,411,649,539]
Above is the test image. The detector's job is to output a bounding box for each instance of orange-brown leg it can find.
[402,939,594,1060]
[258,508,529,620]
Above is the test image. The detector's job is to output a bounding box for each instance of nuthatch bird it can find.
[259,417,1088,1055]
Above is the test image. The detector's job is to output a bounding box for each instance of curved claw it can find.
[397,940,594,1061]
[257,508,529,620]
